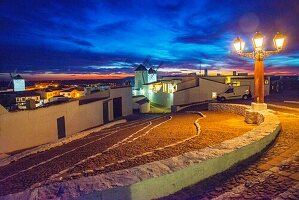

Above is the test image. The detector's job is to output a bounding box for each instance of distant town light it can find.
[273,32,285,50]
[252,32,264,50]
[233,37,245,52]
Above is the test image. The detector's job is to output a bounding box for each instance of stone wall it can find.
[208,103,248,116]
[208,103,265,125]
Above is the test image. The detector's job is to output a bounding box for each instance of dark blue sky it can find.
[0,0,298,80]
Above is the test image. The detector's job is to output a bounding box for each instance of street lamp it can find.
[233,32,285,110]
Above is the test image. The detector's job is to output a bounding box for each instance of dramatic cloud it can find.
[0,0,298,80]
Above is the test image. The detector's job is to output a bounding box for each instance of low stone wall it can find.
[208,103,248,116]
[3,103,281,200]
[208,103,265,125]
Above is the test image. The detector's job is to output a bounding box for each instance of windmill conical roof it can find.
[13,74,23,79]
[148,67,156,74]
[134,64,147,71]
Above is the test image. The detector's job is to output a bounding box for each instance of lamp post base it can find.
[251,102,267,111]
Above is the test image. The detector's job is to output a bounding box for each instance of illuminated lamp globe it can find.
[252,32,264,50]
[273,32,285,50]
[233,37,245,52]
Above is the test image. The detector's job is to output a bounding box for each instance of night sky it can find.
[0,0,299,80]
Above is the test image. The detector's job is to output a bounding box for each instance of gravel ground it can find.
[63,112,254,179]
[161,104,299,199]
[0,112,254,197]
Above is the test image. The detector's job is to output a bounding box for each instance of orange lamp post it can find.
[233,32,285,108]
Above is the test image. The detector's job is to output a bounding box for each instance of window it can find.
[168,84,173,93]
[225,88,234,93]
[232,81,240,86]
[163,83,168,92]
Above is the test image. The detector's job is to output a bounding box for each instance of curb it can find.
[185,111,206,135]
[267,103,299,112]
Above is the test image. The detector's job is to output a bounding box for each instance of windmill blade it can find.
[8,72,14,88]
[143,55,152,67]
[8,80,12,88]
[156,61,164,71]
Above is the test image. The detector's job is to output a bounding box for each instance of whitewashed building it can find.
[133,68,270,110]
[0,86,132,153]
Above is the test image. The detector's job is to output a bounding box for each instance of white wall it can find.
[198,78,228,102]
[0,87,132,153]
[140,102,150,113]
[176,78,197,91]
[110,87,133,116]
[134,71,148,89]
[173,86,200,106]
[146,90,173,107]
[173,78,228,106]
[148,73,157,83]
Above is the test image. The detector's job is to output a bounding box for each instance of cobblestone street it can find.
[161,106,299,200]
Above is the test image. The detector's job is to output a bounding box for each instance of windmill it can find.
[148,61,163,83]
[7,69,18,90]
[7,69,25,92]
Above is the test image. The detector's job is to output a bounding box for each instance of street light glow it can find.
[252,32,264,50]
[233,37,245,52]
[273,32,285,50]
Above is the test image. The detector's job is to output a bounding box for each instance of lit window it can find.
[232,81,240,86]
[163,83,167,92]
[168,84,173,93]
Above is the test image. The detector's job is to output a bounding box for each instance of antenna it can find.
[199,60,202,76]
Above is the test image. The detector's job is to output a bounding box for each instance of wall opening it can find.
[113,97,122,119]
[103,101,109,123]
[57,116,66,139]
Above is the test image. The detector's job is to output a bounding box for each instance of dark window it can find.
[225,88,234,93]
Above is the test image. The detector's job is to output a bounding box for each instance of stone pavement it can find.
[161,107,299,200]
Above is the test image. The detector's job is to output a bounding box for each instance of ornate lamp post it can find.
[233,32,285,110]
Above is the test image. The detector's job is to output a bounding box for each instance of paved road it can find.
[161,104,299,200]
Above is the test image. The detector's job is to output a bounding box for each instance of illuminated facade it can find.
[13,75,25,92]
[15,91,41,109]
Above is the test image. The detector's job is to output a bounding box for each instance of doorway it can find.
[57,116,66,139]
[103,101,109,123]
[113,97,122,119]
